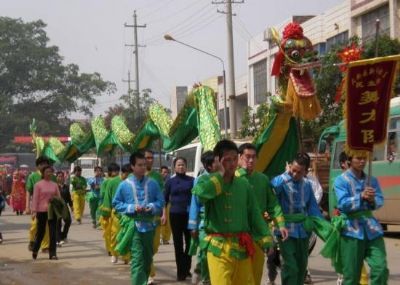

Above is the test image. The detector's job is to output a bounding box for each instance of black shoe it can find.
[304,273,313,284]
[177,276,186,281]
[49,255,58,260]
[32,252,38,260]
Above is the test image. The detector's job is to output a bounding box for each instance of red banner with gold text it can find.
[345,55,400,154]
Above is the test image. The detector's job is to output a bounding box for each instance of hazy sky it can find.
[1,0,341,117]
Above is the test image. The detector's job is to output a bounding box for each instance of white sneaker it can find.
[111,256,118,264]
[147,277,155,284]
[59,240,65,245]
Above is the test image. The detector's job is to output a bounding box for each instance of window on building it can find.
[326,31,349,51]
[218,107,230,130]
[314,42,326,56]
[361,4,390,43]
[253,59,268,104]
[176,87,188,112]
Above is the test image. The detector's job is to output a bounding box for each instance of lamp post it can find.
[164,34,228,137]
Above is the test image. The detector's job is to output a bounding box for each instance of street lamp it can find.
[164,34,228,137]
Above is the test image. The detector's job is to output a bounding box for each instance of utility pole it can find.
[122,71,134,106]
[124,10,146,121]
[213,0,243,138]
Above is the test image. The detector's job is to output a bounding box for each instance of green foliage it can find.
[303,47,344,144]
[363,35,400,96]
[239,101,270,139]
[239,106,255,138]
[363,35,400,58]
[119,88,156,131]
[0,17,116,151]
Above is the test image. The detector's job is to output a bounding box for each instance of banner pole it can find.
[367,19,380,186]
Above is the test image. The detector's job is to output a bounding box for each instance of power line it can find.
[141,0,177,20]
[146,8,221,46]
[145,0,202,25]
[144,2,212,44]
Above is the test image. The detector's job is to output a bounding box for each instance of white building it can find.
[170,86,190,119]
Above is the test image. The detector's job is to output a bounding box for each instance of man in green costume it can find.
[193,139,273,285]
[237,143,288,285]
[99,163,120,256]
[102,163,131,264]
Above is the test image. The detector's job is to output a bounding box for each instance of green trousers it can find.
[130,227,154,285]
[197,230,209,282]
[88,195,99,225]
[279,237,309,285]
[340,235,388,285]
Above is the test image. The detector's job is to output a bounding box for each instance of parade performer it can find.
[71,166,87,224]
[333,155,388,284]
[144,149,165,284]
[160,165,172,245]
[164,157,194,281]
[334,152,369,285]
[193,139,273,285]
[99,162,120,256]
[26,156,51,251]
[102,163,131,264]
[237,143,288,285]
[271,153,331,285]
[31,166,60,260]
[87,166,104,228]
[113,152,164,285]
[56,171,73,245]
[10,169,26,215]
[188,151,217,285]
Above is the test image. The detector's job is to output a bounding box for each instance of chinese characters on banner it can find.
[346,56,400,153]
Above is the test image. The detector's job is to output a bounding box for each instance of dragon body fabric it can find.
[254,22,322,177]
[32,86,220,162]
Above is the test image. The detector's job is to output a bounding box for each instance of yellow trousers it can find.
[160,205,171,242]
[109,211,130,261]
[251,243,264,285]
[150,223,161,277]
[29,217,49,249]
[99,216,112,253]
[360,264,368,285]
[207,240,255,285]
[72,192,85,221]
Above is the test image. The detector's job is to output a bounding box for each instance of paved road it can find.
[1,206,400,285]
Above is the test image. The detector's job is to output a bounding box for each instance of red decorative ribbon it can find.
[210,232,255,258]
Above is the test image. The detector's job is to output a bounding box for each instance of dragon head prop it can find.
[270,22,321,120]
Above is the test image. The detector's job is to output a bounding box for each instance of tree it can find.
[363,35,400,96]
[239,106,256,138]
[239,100,270,139]
[118,88,156,132]
[0,17,116,151]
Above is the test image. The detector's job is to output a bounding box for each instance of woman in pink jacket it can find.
[31,165,60,260]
